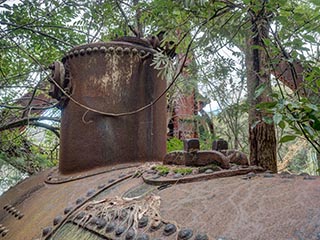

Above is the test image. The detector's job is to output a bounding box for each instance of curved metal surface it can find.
[1,166,320,240]
[56,41,166,174]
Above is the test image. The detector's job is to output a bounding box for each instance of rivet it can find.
[163,223,176,236]
[86,48,92,54]
[123,47,130,54]
[64,206,73,214]
[178,228,193,240]
[140,50,146,56]
[42,226,52,237]
[136,233,150,240]
[79,49,85,56]
[126,229,136,240]
[8,207,15,213]
[76,197,85,205]
[3,204,11,210]
[108,179,115,183]
[75,211,86,220]
[14,211,20,217]
[74,50,79,56]
[89,216,98,225]
[115,225,126,236]
[53,215,62,225]
[132,48,138,54]
[98,184,105,189]
[105,222,116,233]
[195,233,209,240]
[119,209,128,220]
[93,47,99,52]
[86,189,95,197]
[11,209,18,214]
[107,47,114,53]
[1,229,8,237]
[100,46,107,53]
[96,218,107,229]
[116,47,123,54]
[138,216,148,228]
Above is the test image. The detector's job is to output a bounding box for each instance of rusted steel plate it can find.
[55,41,166,173]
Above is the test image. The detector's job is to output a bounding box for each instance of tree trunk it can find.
[246,4,277,172]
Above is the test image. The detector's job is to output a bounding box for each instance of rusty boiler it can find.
[1,38,320,240]
[49,38,167,173]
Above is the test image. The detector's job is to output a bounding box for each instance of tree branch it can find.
[0,116,60,132]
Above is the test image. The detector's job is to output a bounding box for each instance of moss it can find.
[173,167,193,175]
[153,165,170,176]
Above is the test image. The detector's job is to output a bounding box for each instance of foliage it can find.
[152,165,170,176]
[166,137,184,152]
[1,0,320,194]
[173,167,193,175]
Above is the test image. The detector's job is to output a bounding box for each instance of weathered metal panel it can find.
[57,41,166,173]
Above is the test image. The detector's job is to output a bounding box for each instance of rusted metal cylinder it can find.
[56,40,166,173]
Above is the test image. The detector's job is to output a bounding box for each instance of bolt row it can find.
[0,224,9,237]
[64,46,149,60]
[3,204,24,219]
[42,174,127,238]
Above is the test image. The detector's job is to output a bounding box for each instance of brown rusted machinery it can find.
[1,38,320,240]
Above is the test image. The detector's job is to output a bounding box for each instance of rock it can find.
[247,172,256,178]
[186,151,230,169]
[221,149,249,165]
[205,169,214,174]
[164,151,186,165]
[263,173,274,178]
[303,175,316,180]
[173,173,183,178]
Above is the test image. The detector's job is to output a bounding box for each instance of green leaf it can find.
[256,101,277,109]
[310,117,320,131]
[254,83,267,99]
[278,120,286,129]
[273,113,282,125]
[263,116,273,125]
[304,35,316,43]
[279,135,297,143]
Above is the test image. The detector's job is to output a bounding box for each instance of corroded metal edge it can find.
[62,41,157,62]
[143,166,265,186]
[45,163,142,184]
